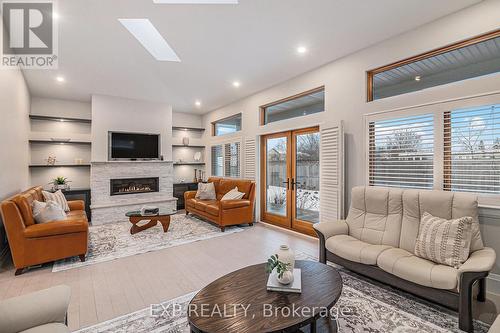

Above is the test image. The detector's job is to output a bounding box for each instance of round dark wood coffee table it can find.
[188,260,342,333]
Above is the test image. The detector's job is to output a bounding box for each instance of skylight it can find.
[153,0,238,3]
[118,19,180,62]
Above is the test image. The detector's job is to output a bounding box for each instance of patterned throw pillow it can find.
[42,190,70,212]
[414,212,473,268]
[195,182,216,200]
[221,187,245,201]
[33,200,67,224]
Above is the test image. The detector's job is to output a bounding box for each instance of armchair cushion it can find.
[24,219,88,238]
[0,285,70,333]
[313,220,348,239]
[221,199,250,210]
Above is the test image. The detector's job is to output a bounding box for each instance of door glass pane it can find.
[266,137,287,216]
[295,132,320,223]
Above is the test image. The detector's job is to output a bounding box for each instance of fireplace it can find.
[110,177,159,196]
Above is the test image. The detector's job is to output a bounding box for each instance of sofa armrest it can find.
[221,199,250,210]
[68,200,85,211]
[313,220,348,240]
[184,191,197,200]
[459,247,496,274]
[0,285,70,333]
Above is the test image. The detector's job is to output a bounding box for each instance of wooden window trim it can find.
[259,86,325,125]
[211,113,242,137]
[366,29,500,102]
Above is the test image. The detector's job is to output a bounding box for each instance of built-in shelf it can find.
[29,114,92,124]
[29,164,91,168]
[173,162,206,166]
[29,139,92,145]
[172,144,205,148]
[172,126,205,132]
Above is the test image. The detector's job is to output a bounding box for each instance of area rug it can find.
[73,253,490,333]
[52,214,244,272]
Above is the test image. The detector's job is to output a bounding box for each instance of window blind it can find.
[444,104,500,194]
[211,145,223,176]
[369,114,434,189]
[224,142,240,177]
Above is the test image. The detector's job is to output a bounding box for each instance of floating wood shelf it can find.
[172,126,205,132]
[29,115,92,124]
[173,162,206,166]
[172,144,205,148]
[29,139,92,145]
[29,164,91,168]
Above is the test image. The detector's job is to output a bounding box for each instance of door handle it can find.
[282,178,290,190]
[291,178,297,191]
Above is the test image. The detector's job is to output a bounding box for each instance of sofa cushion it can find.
[24,220,88,238]
[346,186,403,247]
[13,192,38,226]
[194,200,217,212]
[221,199,250,210]
[326,235,392,265]
[377,248,458,290]
[20,323,69,333]
[205,203,219,216]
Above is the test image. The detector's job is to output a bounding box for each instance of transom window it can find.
[212,113,241,136]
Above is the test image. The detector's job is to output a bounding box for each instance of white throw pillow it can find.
[32,200,47,219]
[221,187,245,201]
[195,182,216,200]
[34,200,67,224]
[42,190,70,211]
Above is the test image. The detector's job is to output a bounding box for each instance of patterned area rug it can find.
[73,253,490,333]
[52,214,244,272]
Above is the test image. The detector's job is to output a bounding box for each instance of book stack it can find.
[266,269,302,293]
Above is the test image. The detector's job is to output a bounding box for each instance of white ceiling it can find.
[23,0,482,114]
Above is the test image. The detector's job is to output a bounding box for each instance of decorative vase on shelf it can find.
[276,245,295,270]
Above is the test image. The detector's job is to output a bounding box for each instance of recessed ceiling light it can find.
[232,81,241,88]
[297,46,307,54]
[153,0,238,3]
[195,100,201,107]
[415,75,421,81]
[56,76,65,82]
[118,19,180,62]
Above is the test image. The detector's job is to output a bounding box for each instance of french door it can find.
[260,127,320,236]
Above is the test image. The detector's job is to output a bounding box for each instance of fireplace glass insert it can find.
[110,177,159,196]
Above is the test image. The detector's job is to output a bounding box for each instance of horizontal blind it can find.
[224,142,240,178]
[444,104,500,194]
[211,145,223,176]
[244,138,256,179]
[369,114,434,189]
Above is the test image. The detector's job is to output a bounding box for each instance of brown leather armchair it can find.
[0,186,89,275]
[185,177,256,231]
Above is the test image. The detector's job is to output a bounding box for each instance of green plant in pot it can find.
[266,254,294,285]
[52,176,70,190]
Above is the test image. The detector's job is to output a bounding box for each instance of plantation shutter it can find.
[211,145,223,176]
[320,121,344,221]
[244,138,256,179]
[444,105,500,194]
[369,114,434,189]
[224,142,241,178]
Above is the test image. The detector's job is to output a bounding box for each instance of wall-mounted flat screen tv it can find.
[109,132,160,160]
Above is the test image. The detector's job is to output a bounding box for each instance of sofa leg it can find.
[314,230,327,264]
[478,277,486,302]
[185,211,189,216]
[79,254,86,262]
[249,222,254,226]
[459,271,488,332]
[15,268,24,276]
[220,226,225,232]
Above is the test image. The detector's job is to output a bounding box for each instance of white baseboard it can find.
[487,273,500,296]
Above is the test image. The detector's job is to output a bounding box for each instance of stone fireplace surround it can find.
[90,161,177,225]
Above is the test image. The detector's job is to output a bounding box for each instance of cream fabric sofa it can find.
[314,186,496,333]
[0,285,70,333]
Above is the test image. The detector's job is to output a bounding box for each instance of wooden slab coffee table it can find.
[188,260,342,333]
[125,209,176,235]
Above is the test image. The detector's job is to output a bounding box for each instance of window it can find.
[260,87,324,125]
[368,114,434,189]
[444,105,500,194]
[367,29,500,101]
[211,145,223,176]
[212,113,241,136]
[211,141,241,177]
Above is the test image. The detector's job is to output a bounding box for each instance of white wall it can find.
[31,97,91,119]
[201,0,500,273]
[172,112,202,128]
[91,95,173,161]
[0,68,31,257]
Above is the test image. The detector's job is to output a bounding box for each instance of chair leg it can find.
[478,277,486,302]
[459,271,488,332]
[314,231,327,264]
[79,254,86,262]
[15,268,24,276]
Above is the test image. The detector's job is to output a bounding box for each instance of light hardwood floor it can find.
[0,218,498,331]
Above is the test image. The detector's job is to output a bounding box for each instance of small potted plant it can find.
[52,176,71,191]
[266,254,294,285]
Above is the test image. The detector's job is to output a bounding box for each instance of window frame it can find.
[366,29,500,102]
[364,92,500,206]
[259,86,325,126]
[211,113,242,137]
